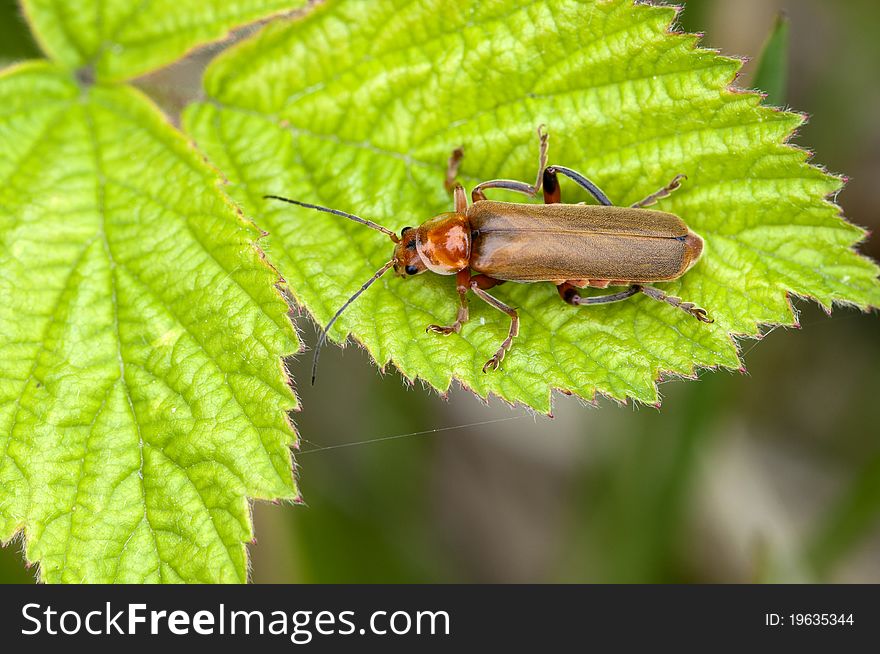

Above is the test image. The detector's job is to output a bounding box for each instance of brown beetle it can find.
[266,127,711,382]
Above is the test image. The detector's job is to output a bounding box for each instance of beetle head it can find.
[392,226,428,277]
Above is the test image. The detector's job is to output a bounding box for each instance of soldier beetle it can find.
[266,127,712,383]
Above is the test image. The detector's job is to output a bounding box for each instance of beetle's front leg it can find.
[470,281,519,373]
[427,269,471,335]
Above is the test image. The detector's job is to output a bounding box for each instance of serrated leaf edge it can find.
[250,2,880,415]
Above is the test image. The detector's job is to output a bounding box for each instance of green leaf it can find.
[185,0,880,413]
[753,11,790,106]
[0,62,298,582]
[21,0,306,82]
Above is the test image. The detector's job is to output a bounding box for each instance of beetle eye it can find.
[400,226,413,235]
[405,264,419,276]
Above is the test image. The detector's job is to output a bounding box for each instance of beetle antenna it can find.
[264,195,399,242]
[312,259,396,385]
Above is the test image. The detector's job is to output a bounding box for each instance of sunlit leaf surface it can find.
[186,0,879,413]
[0,63,299,582]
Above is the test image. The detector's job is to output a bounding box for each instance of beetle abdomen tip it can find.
[684,231,704,270]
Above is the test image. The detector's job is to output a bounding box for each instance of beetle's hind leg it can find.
[533,127,612,205]
[638,285,713,322]
[631,174,687,209]
[557,282,713,323]
[542,166,612,206]
[557,283,640,305]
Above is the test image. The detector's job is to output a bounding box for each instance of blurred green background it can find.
[1,0,878,583]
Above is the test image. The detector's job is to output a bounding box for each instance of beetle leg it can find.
[470,282,519,372]
[471,179,535,203]
[452,183,468,213]
[631,174,687,209]
[535,124,549,193]
[471,274,505,290]
[542,167,562,203]
[638,284,713,323]
[558,282,713,322]
[427,269,471,335]
[557,283,640,306]
[445,146,465,193]
[472,126,550,202]
[543,166,613,206]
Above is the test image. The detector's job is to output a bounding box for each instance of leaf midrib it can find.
[84,99,166,583]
